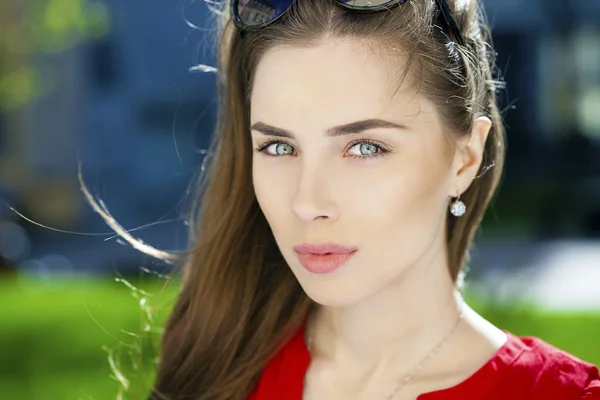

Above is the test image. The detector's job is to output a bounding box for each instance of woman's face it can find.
[250,38,477,307]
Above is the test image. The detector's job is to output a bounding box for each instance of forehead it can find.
[250,38,437,130]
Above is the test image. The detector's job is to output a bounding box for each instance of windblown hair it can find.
[147,0,506,398]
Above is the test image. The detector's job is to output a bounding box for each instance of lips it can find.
[293,242,358,255]
[293,242,358,274]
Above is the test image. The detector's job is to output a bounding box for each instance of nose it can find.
[291,165,339,222]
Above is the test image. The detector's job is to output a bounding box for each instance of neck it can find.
[307,249,464,377]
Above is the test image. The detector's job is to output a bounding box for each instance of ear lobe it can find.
[452,116,492,194]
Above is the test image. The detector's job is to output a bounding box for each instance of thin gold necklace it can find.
[304,293,465,400]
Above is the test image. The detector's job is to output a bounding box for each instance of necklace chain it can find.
[305,293,466,400]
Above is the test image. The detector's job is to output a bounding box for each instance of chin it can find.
[302,288,363,308]
[293,272,379,308]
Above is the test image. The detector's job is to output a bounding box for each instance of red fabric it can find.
[248,325,600,400]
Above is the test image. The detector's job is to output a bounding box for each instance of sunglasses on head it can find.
[231,0,466,47]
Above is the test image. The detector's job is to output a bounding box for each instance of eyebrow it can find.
[250,118,408,138]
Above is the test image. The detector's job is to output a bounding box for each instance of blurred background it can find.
[0,0,599,399]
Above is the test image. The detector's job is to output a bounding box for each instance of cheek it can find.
[342,163,446,239]
[252,159,292,230]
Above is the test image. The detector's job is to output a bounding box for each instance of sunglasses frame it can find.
[231,0,466,47]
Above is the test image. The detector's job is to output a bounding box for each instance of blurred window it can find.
[87,35,121,91]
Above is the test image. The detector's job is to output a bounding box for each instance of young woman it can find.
[146,0,600,399]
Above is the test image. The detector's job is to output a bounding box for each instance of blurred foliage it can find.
[0,0,110,112]
[0,276,598,400]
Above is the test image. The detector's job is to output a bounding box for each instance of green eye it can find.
[348,141,382,157]
[359,143,378,155]
[275,143,294,155]
[255,140,297,157]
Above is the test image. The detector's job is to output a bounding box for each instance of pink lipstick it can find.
[293,242,358,274]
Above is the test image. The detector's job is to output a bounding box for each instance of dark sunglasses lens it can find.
[337,0,402,9]
[236,0,294,27]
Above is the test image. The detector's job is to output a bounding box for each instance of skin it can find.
[250,38,508,399]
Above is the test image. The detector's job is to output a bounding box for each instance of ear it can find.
[450,116,492,197]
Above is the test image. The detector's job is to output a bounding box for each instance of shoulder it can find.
[507,333,600,399]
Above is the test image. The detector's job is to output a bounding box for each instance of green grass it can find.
[0,275,173,400]
[0,276,598,400]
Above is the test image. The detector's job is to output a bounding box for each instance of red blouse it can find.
[248,326,600,400]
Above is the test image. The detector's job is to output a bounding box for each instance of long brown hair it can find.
[146,0,506,398]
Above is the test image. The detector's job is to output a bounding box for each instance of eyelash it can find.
[254,138,391,160]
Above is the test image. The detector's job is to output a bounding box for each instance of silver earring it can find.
[450,193,466,217]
